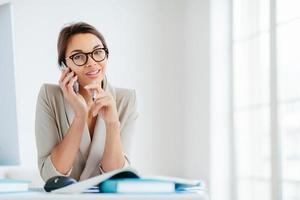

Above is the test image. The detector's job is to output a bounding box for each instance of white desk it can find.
[0,189,209,200]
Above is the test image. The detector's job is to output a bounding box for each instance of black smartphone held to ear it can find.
[59,62,79,93]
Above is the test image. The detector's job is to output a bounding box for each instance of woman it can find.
[35,22,138,182]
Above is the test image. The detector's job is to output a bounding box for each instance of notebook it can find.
[99,178,175,193]
[52,167,204,194]
[0,179,30,193]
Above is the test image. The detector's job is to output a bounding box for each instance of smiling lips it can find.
[85,69,101,78]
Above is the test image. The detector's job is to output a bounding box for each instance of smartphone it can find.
[59,62,79,93]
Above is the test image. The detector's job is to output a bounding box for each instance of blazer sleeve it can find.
[35,84,72,181]
[119,89,139,163]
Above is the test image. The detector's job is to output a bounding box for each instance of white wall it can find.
[2,0,213,187]
[182,0,210,183]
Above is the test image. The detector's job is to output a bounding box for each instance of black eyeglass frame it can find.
[66,47,109,66]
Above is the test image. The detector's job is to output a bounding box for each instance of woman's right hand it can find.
[59,68,88,118]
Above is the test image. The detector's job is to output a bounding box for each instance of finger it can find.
[67,75,78,94]
[84,83,99,89]
[84,80,101,88]
[59,67,70,83]
[84,82,105,101]
[93,96,111,108]
[98,86,105,93]
[61,71,75,94]
[92,97,111,116]
[92,102,108,117]
[62,71,75,87]
[59,67,69,81]
[95,91,109,99]
[95,95,111,104]
[91,98,106,112]
[84,82,102,93]
[59,70,71,92]
[59,83,67,95]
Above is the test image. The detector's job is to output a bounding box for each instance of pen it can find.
[92,90,97,102]
[91,80,97,102]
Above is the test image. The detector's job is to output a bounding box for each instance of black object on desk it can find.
[44,176,77,192]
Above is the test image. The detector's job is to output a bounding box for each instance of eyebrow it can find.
[70,45,102,54]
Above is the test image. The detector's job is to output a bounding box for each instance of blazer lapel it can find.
[79,77,118,180]
[63,76,117,181]
[79,116,106,181]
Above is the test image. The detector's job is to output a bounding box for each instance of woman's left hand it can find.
[84,82,119,125]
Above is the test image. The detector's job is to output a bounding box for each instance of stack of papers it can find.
[99,178,175,193]
[51,167,204,194]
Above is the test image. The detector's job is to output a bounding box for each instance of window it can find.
[277,1,300,199]
[232,0,300,200]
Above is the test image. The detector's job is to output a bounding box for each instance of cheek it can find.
[100,61,107,73]
[69,66,80,76]
[76,73,89,86]
[76,71,87,81]
[66,60,75,68]
[68,66,85,81]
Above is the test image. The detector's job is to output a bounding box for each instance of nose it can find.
[85,54,97,67]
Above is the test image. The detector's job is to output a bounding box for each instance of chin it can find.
[80,76,104,86]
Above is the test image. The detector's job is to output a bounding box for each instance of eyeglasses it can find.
[66,48,109,66]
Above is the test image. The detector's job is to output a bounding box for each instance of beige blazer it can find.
[35,78,138,182]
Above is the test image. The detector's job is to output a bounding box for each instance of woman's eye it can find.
[94,49,103,55]
[74,54,84,60]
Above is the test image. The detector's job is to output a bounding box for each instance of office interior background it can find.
[0,0,299,200]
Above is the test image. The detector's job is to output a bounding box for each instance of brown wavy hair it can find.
[57,22,109,67]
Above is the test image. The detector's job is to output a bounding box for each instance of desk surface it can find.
[0,189,209,200]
